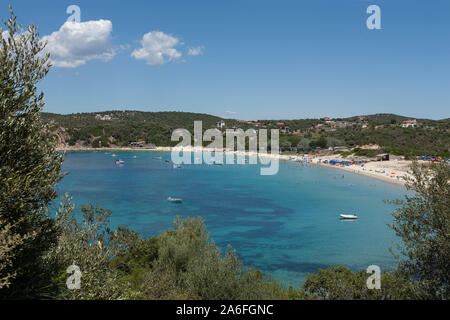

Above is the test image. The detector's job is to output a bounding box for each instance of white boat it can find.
[167,197,183,203]
[340,214,358,220]
[173,164,182,169]
[115,160,125,165]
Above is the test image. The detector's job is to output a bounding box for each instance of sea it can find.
[54,151,407,288]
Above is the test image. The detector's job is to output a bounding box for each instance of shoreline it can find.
[312,162,407,186]
[57,146,410,186]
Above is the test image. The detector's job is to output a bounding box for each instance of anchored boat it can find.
[340,214,358,220]
[167,197,183,203]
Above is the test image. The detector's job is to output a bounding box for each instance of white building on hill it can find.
[401,119,417,128]
[216,120,226,129]
[95,114,112,121]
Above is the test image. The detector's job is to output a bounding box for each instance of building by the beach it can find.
[376,153,390,161]
[130,140,147,148]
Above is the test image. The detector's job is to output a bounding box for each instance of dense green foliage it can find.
[302,266,414,300]
[340,113,412,124]
[389,162,450,299]
[0,8,64,298]
[0,218,35,289]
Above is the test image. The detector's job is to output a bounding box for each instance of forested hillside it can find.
[42,111,230,147]
[42,111,450,157]
[327,124,450,157]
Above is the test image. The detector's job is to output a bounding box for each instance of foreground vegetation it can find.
[1,9,448,300]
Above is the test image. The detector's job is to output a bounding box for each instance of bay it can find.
[55,151,407,287]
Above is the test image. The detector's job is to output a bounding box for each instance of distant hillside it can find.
[42,111,230,148]
[256,113,449,158]
[341,113,412,124]
[42,111,450,157]
[327,124,450,158]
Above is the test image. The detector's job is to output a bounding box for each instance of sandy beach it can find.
[310,156,412,186]
[57,145,412,186]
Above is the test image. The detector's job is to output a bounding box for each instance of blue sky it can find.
[3,0,450,120]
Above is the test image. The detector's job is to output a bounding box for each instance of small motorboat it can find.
[167,197,183,203]
[213,161,223,165]
[115,159,125,165]
[112,154,117,157]
[153,156,162,160]
[340,214,358,220]
[173,164,182,169]
[165,160,170,163]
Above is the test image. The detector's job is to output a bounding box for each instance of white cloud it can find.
[131,31,182,66]
[225,110,236,115]
[187,46,204,56]
[42,20,115,68]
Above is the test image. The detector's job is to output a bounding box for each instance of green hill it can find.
[341,113,412,124]
[42,111,227,148]
[42,111,450,157]
[328,124,450,158]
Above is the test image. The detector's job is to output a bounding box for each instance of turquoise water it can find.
[55,151,407,287]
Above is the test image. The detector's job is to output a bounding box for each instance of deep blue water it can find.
[55,151,407,287]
